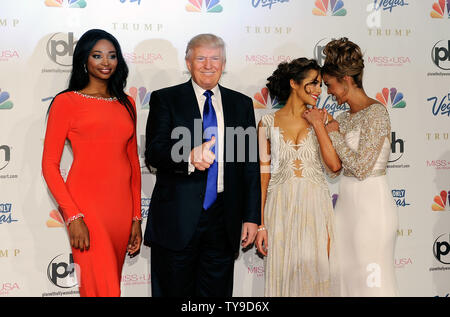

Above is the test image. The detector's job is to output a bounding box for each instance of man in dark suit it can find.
[144,33,261,297]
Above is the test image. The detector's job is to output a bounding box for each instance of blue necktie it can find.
[202,90,218,210]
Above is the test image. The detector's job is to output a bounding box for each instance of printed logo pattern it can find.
[129,87,151,109]
[253,88,282,109]
[376,88,406,108]
[432,190,449,211]
[431,0,450,18]
[45,0,87,8]
[47,210,65,228]
[312,0,347,16]
[0,89,13,110]
[186,0,223,13]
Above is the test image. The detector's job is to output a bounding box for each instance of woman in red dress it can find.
[42,29,142,297]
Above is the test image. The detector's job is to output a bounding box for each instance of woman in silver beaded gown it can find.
[255,58,342,296]
[310,38,399,296]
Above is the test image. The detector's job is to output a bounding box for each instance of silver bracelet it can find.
[66,213,84,226]
[257,226,266,232]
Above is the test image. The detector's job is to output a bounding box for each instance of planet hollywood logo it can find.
[376,87,406,109]
[47,253,79,288]
[186,0,223,13]
[387,131,409,168]
[46,32,77,67]
[371,0,409,13]
[0,49,19,62]
[433,233,450,265]
[0,145,18,179]
[0,145,11,170]
[253,87,282,110]
[391,189,411,207]
[431,40,450,71]
[44,0,87,8]
[0,203,18,225]
[0,89,13,110]
[129,87,151,109]
[312,0,347,16]
[313,37,334,66]
[251,0,290,10]
[123,52,163,65]
[432,190,449,212]
[245,54,294,66]
[427,93,450,117]
[430,0,450,18]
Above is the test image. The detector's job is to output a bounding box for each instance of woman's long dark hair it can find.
[48,29,135,122]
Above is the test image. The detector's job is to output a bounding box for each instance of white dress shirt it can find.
[188,80,224,193]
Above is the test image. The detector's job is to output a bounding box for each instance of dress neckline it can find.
[270,112,312,148]
[73,91,118,102]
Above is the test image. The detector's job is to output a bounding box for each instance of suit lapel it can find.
[219,85,234,128]
[181,79,201,120]
[179,80,203,148]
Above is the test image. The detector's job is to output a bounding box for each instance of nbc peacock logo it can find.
[376,88,406,109]
[0,89,13,110]
[44,0,87,8]
[432,190,450,211]
[431,0,450,18]
[46,210,65,228]
[253,88,283,110]
[186,0,223,13]
[129,87,151,110]
[312,0,347,16]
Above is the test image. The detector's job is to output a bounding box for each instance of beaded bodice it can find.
[260,113,332,193]
[328,103,391,180]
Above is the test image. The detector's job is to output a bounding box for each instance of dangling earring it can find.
[84,64,87,73]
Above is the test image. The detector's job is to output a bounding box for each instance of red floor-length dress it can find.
[42,91,141,297]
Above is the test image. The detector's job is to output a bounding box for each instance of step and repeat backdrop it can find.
[0,0,449,297]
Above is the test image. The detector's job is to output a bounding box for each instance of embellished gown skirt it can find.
[334,175,399,296]
[264,177,340,297]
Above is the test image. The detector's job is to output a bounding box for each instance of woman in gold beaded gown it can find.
[255,58,341,296]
